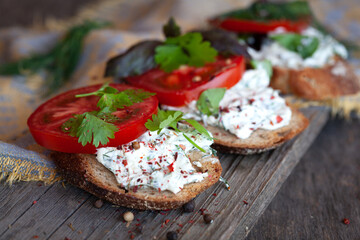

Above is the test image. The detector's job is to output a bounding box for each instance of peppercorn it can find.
[166,231,178,240]
[183,199,195,213]
[132,141,140,150]
[93,199,103,209]
[203,214,214,224]
[123,211,134,222]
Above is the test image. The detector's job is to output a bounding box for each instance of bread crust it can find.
[51,151,222,210]
[208,107,309,154]
[271,57,360,100]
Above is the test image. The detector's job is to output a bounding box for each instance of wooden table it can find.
[1,1,360,239]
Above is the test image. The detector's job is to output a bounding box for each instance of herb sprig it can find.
[0,21,109,95]
[145,110,212,152]
[62,83,155,147]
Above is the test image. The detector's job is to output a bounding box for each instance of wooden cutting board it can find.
[0,107,329,240]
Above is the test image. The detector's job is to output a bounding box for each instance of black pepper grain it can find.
[167,231,178,240]
[183,199,195,213]
[203,214,214,224]
[93,199,103,209]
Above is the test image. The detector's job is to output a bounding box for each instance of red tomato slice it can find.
[209,18,310,33]
[125,56,245,107]
[27,84,158,154]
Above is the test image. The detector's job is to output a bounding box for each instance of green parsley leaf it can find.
[62,112,118,147]
[250,60,273,78]
[154,45,189,72]
[270,33,319,59]
[196,88,226,116]
[145,110,212,152]
[145,110,183,133]
[163,17,181,38]
[155,32,218,72]
[61,83,155,147]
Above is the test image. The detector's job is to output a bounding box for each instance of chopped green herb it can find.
[250,60,273,78]
[197,88,226,116]
[270,33,319,59]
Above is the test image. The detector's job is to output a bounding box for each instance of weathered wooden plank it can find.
[246,118,360,240]
[0,182,90,239]
[0,107,329,240]
[0,182,52,235]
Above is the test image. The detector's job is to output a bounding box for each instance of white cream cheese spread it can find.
[96,124,215,194]
[164,68,291,139]
[248,27,348,69]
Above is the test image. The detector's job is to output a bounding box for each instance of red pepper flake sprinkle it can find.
[130,234,135,239]
[136,223,141,227]
[212,193,217,197]
[249,98,255,104]
[32,236,39,239]
[243,200,248,205]
[178,223,183,228]
[168,162,175,172]
[158,188,161,193]
[270,96,275,100]
[122,160,128,166]
[165,219,170,225]
[276,115,283,123]
[33,200,37,205]
[179,144,186,150]
[343,218,350,225]
[188,220,194,224]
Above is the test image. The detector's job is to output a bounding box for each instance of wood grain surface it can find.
[0,108,329,240]
[247,118,360,240]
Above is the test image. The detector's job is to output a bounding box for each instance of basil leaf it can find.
[197,88,226,116]
[250,60,273,78]
[213,1,311,22]
[163,17,181,38]
[270,34,319,59]
[104,40,162,79]
[195,29,250,58]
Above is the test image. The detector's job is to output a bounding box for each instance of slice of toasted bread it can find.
[208,107,309,155]
[271,57,360,100]
[51,151,222,210]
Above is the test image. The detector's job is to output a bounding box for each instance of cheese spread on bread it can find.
[96,124,215,194]
[163,68,291,139]
[248,27,348,69]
